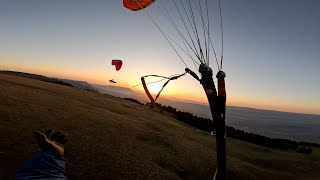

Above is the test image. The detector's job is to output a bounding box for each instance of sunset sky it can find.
[1,0,319,115]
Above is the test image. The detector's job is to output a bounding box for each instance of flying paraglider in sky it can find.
[123,0,227,179]
[111,59,123,71]
[109,59,123,84]
[109,79,116,83]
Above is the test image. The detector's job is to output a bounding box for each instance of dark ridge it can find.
[298,141,320,147]
[122,97,144,105]
[0,70,74,87]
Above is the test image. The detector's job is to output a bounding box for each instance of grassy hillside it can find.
[0,74,319,180]
[0,70,73,87]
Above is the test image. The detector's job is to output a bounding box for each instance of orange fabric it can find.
[123,0,156,11]
[141,77,155,102]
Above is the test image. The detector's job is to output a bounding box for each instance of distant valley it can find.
[87,82,320,144]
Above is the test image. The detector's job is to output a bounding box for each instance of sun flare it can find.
[147,83,162,94]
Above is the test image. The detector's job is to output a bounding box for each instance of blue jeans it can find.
[15,151,67,180]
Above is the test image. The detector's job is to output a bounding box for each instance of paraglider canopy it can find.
[123,0,156,11]
[112,60,123,71]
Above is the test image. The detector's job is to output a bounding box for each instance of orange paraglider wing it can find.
[123,0,156,11]
[111,60,123,71]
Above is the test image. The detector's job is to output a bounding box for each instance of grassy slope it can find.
[0,70,71,86]
[0,74,319,180]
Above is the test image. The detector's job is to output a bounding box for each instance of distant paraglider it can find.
[112,60,123,71]
[109,79,116,84]
[108,59,123,84]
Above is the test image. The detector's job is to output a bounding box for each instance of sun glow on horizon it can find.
[2,64,320,115]
[146,83,162,94]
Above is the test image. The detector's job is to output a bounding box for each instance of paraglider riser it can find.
[199,68,226,180]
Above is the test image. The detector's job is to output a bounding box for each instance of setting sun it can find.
[146,83,162,94]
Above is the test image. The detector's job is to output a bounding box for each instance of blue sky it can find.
[0,0,319,114]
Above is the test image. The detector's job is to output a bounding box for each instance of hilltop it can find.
[0,73,319,179]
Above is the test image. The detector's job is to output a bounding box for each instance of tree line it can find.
[142,102,317,154]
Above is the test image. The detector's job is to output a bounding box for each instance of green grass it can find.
[0,73,319,180]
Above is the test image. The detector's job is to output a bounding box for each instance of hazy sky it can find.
[1,0,319,114]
